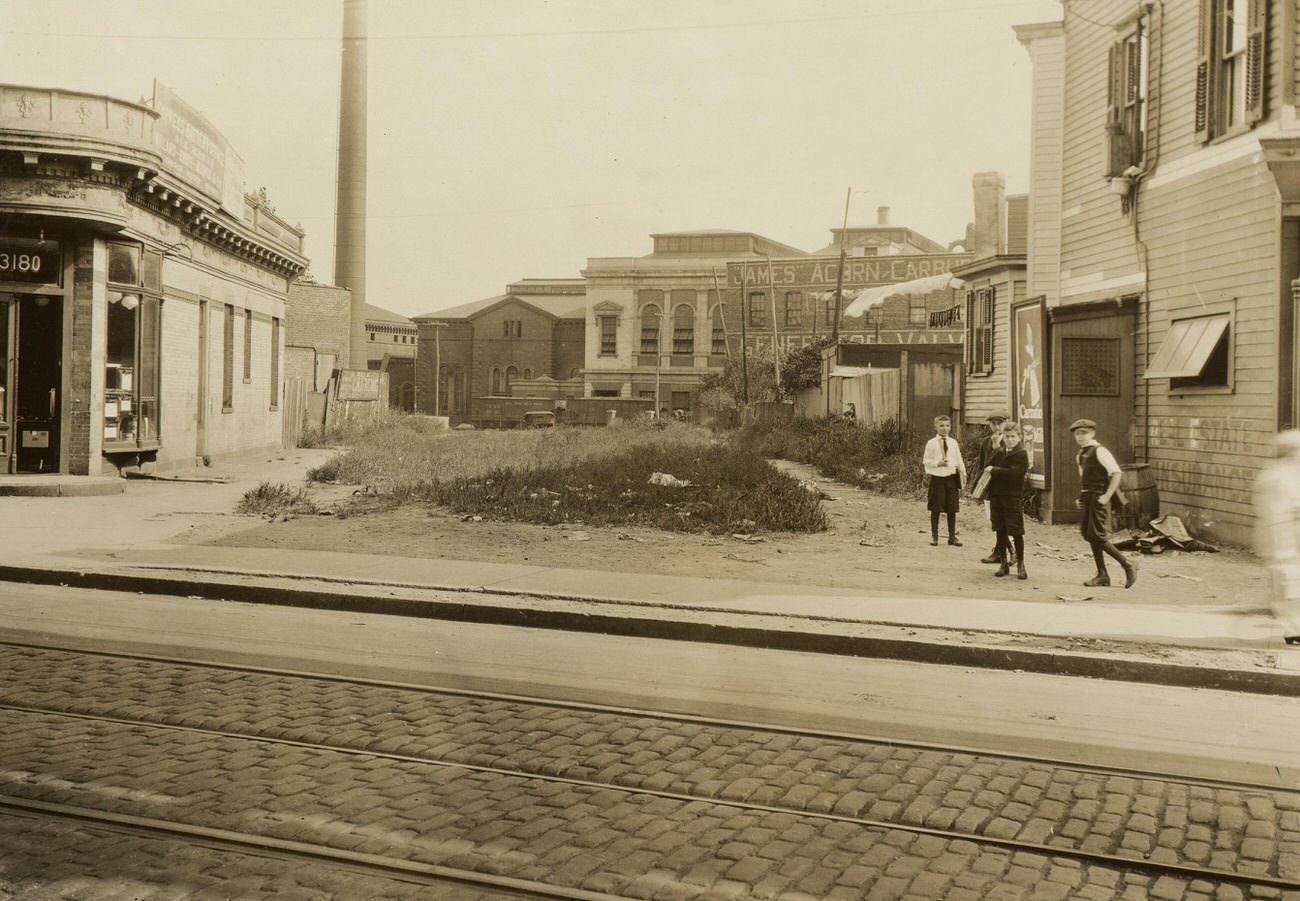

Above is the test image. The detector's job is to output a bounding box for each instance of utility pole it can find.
[831,187,851,344]
[739,263,750,406]
[430,321,446,416]
[765,254,781,395]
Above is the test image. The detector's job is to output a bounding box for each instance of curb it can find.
[3,562,1296,698]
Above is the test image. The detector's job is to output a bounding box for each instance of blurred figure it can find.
[1255,430,1300,645]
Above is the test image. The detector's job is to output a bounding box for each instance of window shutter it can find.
[1105,42,1129,177]
[1194,0,1213,142]
[1245,0,1267,124]
[966,290,976,369]
[982,288,994,370]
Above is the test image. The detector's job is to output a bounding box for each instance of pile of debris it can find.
[1113,514,1218,554]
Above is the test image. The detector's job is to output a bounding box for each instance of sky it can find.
[4,0,1061,318]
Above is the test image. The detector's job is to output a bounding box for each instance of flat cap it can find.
[985,411,1010,422]
[1068,418,1097,432]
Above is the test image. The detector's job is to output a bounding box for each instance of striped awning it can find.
[1143,314,1229,379]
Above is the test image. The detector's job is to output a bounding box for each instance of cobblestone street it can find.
[1,643,1298,900]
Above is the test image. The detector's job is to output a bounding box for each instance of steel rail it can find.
[3,700,1297,894]
[0,637,1293,797]
[0,794,631,901]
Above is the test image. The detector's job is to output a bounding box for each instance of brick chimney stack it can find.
[967,172,1006,259]
[336,0,368,369]
[877,206,890,226]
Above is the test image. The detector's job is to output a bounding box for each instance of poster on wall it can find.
[1010,296,1048,488]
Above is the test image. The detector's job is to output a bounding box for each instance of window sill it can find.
[967,371,993,378]
[269,405,279,412]
[222,406,233,414]
[1168,385,1234,397]
[104,440,160,454]
[1208,123,1255,146]
[243,378,251,385]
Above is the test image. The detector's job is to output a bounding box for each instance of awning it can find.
[1143,314,1229,379]
[842,273,965,317]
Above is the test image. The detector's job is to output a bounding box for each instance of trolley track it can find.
[2,639,1299,897]
[0,796,622,900]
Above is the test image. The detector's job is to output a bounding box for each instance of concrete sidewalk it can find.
[3,449,1298,695]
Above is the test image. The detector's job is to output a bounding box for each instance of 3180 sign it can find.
[0,238,60,285]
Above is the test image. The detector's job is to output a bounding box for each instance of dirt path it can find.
[201,459,1270,610]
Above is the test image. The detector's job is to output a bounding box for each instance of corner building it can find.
[1018,1,1300,543]
[0,83,307,475]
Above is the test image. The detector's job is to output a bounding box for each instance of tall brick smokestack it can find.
[336,0,368,368]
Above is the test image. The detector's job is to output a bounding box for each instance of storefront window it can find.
[104,243,162,449]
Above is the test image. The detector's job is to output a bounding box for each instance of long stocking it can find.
[946,511,957,538]
[1012,534,1024,565]
[930,512,940,538]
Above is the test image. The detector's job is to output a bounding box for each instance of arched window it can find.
[491,367,502,395]
[639,304,660,354]
[523,368,533,380]
[673,304,694,355]
[710,306,727,355]
[569,368,581,379]
[505,365,518,393]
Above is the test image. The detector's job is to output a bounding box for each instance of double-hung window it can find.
[1195,0,1266,143]
[1105,13,1150,175]
[967,287,994,376]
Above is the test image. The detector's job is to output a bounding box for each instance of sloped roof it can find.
[414,293,587,323]
[364,303,414,325]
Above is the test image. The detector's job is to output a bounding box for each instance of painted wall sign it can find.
[726,254,971,290]
[0,238,60,286]
[1010,297,1048,488]
[151,81,245,215]
[745,330,963,353]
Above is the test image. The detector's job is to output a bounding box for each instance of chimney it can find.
[336,0,368,369]
[877,206,890,226]
[969,172,1005,258]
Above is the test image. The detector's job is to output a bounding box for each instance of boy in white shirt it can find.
[922,415,967,546]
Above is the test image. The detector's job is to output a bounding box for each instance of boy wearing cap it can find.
[923,415,966,546]
[974,411,1009,563]
[1071,420,1137,588]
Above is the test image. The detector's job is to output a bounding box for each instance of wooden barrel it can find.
[1117,463,1159,531]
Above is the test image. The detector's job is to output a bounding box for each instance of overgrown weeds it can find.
[305,420,827,533]
[236,481,319,517]
[742,416,981,498]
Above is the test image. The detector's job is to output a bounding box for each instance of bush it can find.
[740,416,982,499]
[236,482,318,517]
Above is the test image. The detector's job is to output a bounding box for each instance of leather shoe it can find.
[1123,561,1138,589]
[1083,572,1111,587]
[948,536,963,547]
[1017,563,1028,580]
[981,553,1000,564]
[994,562,1010,577]
[930,536,939,546]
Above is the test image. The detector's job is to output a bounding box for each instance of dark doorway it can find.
[14,294,62,473]
[1047,298,1137,523]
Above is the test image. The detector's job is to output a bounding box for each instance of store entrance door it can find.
[13,294,62,473]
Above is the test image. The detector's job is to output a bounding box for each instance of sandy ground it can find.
[204,459,1272,611]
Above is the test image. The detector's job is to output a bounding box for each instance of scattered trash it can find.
[352,485,378,497]
[461,514,483,523]
[565,531,592,541]
[724,553,764,563]
[1056,595,1095,602]
[797,480,835,500]
[649,472,692,488]
[1114,514,1219,554]
[1035,541,1060,552]
[859,538,886,547]
[731,534,765,543]
[617,533,646,542]
[1157,572,1204,582]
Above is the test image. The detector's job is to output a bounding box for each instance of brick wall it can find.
[286,282,351,370]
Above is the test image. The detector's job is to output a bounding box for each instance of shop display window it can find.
[104,242,162,449]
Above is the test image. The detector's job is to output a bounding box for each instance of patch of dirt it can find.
[202,460,1271,610]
